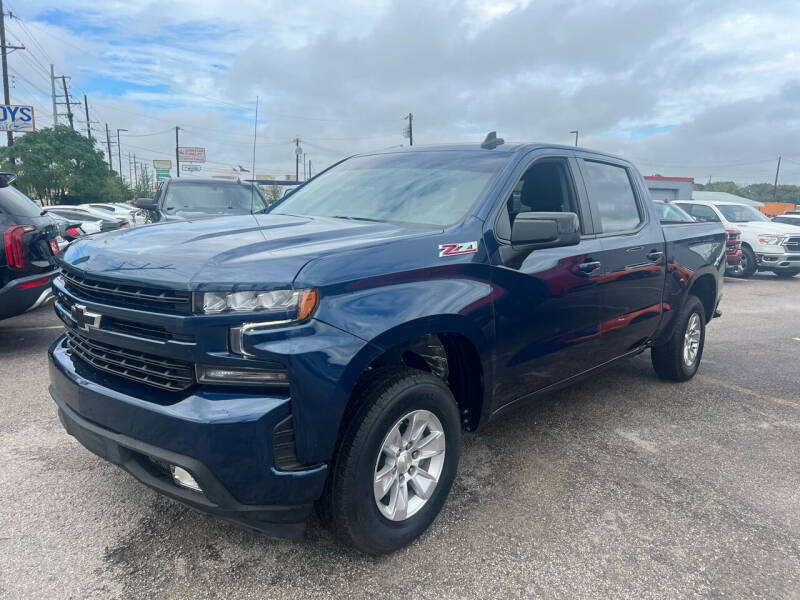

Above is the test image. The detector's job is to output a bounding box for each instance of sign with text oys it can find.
[0,105,35,132]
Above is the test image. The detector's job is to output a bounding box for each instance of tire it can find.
[773,269,800,279]
[319,367,461,555]
[731,245,757,278]
[651,295,706,382]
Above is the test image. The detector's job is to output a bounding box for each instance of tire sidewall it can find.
[678,300,706,379]
[348,378,460,553]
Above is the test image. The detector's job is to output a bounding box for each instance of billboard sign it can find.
[155,168,170,182]
[0,105,35,132]
[181,164,201,172]
[178,146,206,163]
[152,159,171,170]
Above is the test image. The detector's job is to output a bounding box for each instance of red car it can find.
[725,228,742,270]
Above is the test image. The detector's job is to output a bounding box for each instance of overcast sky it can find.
[6,0,800,185]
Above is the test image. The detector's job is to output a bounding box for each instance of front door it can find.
[490,154,605,409]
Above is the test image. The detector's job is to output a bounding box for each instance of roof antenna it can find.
[249,95,259,214]
[481,131,504,149]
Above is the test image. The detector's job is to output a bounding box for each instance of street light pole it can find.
[570,130,579,146]
[116,128,128,182]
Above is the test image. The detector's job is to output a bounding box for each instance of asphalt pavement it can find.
[1,273,798,599]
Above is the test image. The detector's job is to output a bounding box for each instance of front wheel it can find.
[319,368,461,554]
[730,245,757,278]
[651,295,706,381]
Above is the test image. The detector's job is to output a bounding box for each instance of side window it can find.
[582,161,642,233]
[685,204,720,223]
[496,158,580,240]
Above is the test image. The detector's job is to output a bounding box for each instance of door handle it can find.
[646,250,664,262]
[578,259,601,273]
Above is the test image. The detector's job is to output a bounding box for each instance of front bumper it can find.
[49,336,328,537]
[756,250,800,270]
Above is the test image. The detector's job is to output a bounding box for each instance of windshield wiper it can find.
[328,215,385,222]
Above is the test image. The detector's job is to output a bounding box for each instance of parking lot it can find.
[0,273,798,599]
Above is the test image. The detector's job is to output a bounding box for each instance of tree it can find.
[0,125,130,204]
[264,185,283,204]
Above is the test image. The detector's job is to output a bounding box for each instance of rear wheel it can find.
[773,269,800,279]
[319,367,460,555]
[651,295,706,382]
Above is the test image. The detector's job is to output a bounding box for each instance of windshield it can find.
[656,202,694,223]
[716,204,770,223]
[163,182,267,213]
[0,186,43,217]
[270,151,509,226]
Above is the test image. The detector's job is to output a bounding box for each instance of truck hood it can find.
[733,221,800,235]
[60,213,436,290]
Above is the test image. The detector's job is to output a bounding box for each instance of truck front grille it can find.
[785,236,800,252]
[61,269,192,314]
[66,330,195,392]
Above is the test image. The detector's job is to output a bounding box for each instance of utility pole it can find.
[773,156,781,202]
[133,153,138,189]
[116,128,127,183]
[83,94,92,141]
[128,152,132,184]
[303,152,306,180]
[404,113,413,146]
[175,126,180,177]
[0,0,24,162]
[570,130,579,146]
[293,137,302,181]
[105,123,113,172]
[308,159,312,178]
[50,64,58,125]
[60,76,74,129]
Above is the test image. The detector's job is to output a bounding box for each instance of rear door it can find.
[577,157,666,361]
[490,150,605,407]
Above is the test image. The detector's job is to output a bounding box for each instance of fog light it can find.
[196,365,289,386]
[171,466,202,492]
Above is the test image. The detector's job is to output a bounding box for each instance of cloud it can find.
[5,0,800,184]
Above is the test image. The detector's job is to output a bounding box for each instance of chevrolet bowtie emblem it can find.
[70,303,103,332]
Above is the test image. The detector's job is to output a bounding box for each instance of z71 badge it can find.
[438,241,478,257]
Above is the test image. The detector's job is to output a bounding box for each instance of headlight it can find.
[758,234,786,245]
[199,288,318,318]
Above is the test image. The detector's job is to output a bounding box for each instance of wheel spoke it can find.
[384,427,402,456]
[413,467,437,482]
[390,478,408,520]
[409,472,434,499]
[415,430,444,458]
[374,463,397,499]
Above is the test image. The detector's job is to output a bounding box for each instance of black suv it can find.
[0,174,61,320]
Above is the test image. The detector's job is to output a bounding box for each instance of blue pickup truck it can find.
[48,139,725,554]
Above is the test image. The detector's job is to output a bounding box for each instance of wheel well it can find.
[357,332,484,431]
[689,274,716,322]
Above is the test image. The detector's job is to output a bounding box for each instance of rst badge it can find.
[438,241,478,257]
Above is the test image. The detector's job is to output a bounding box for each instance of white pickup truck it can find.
[675,200,800,278]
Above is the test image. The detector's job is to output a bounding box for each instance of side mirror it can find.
[135,197,157,210]
[511,212,580,248]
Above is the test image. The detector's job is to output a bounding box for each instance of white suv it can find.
[675,200,800,279]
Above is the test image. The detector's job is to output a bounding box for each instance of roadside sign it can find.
[153,159,171,170]
[155,168,170,182]
[181,164,201,172]
[178,147,206,163]
[0,105,35,132]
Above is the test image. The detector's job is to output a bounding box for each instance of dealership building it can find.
[644,175,695,201]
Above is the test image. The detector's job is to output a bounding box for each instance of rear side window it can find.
[679,204,720,223]
[0,186,42,217]
[582,161,642,233]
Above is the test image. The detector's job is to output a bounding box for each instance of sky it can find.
[4,0,800,185]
